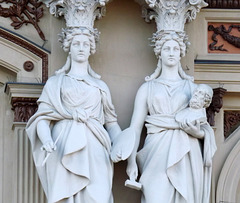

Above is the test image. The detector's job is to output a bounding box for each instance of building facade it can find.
[0,0,240,202]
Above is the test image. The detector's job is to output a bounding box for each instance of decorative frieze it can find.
[224,111,240,139]
[205,0,240,9]
[208,23,240,54]
[0,0,45,40]
[207,87,227,126]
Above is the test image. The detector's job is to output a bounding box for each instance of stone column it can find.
[5,83,46,203]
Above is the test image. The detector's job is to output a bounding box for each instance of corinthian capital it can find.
[141,0,208,32]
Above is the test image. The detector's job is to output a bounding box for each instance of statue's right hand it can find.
[126,159,138,181]
[41,141,56,153]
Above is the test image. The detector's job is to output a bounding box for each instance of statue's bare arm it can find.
[36,103,55,153]
[127,83,148,180]
[105,122,122,143]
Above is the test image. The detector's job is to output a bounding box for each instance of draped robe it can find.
[26,74,117,203]
[137,79,216,203]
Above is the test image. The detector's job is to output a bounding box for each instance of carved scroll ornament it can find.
[208,24,240,52]
[207,87,227,126]
[224,111,240,139]
[0,0,45,41]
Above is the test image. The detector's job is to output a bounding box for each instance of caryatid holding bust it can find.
[111,0,217,203]
[26,1,128,203]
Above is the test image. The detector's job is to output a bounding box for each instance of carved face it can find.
[160,40,181,67]
[190,86,210,109]
[70,34,91,63]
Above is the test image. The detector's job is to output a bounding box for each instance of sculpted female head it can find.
[55,27,100,78]
[145,31,193,81]
[61,27,97,55]
[153,31,187,58]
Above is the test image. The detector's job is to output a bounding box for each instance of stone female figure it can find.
[26,27,121,203]
[112,31,216,203]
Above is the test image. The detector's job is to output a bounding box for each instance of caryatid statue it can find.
[26,1,131,202]
[111,0,217,203]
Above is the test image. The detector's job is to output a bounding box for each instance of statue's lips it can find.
[77,53,85,56]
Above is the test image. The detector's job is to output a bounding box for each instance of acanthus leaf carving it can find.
[224,111,240,139]
[143,0,208,32]
[43,0,108,28]
[11,97,38,122]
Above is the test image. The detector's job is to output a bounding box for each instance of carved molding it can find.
[207,87,227,126]
[208,24,240,52]
[0,0,46,41]
[224,111,240,139]
[216,138,240,203]
[11,97,38,122]
[205,0,240,9]
[0,27,48,82]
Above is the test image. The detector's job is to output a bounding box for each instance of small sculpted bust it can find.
[176,84,213,129]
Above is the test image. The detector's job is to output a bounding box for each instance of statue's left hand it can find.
[180,120,204,139]
[41,141,56,153]
[110,128,136,163]
[110,148,122,163]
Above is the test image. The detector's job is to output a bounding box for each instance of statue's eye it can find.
[174,47,180,51]
[84,42,90,47]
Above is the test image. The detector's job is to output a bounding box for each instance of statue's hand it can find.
[110,147,122,163]
[180,120,204,139]
[110,127,136,163]
[41,140,56,153]
[126,159,138,181]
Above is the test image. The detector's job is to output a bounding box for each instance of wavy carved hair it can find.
[55,27,100,79]
[145,31,193,82]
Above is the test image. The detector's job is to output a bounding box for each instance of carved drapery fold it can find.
[224,111,240,139]
[207,87,227,126]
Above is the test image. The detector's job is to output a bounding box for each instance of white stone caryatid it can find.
[111,1,217,203]
[26,0,126,203]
